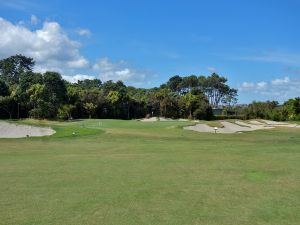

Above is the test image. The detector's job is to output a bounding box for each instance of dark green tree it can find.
[0,55,34,85]
[0,80,9,96]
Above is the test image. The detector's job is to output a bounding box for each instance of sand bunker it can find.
[253,120,299,128]
[260,120,288,125]
[140,117,158,122]
[259,119,299,127]
[249,120,265,125]
[184,120,300,134]
[140,117,188,122]
[184,121,273,133]
[0,121,55,138]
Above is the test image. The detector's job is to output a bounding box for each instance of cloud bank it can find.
[0,17,88,73]
[0,17,154,86]
[240,76,300,102]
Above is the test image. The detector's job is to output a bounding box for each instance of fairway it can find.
[0,119,300,225]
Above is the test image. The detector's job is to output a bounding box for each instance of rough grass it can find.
[0,119,299,225]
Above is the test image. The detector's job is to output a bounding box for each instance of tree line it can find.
[236,99,300,121]
[1,55,299,121]
[0,55,238,120]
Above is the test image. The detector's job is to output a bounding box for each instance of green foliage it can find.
[43,71,67,105]
[237,98,300,121]
[84,102,97,118]
[107,91,119,104]
[1,55,300,122]
[283,97,300,120]
[19,72,43,92]
[0,54,34,85]
[0,55,236,120]
[57,104,75,120]
[0,95,15,119]
[0,79,9,96]
[77,79,102,89]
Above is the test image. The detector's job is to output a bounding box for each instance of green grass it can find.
[0,119,300,225]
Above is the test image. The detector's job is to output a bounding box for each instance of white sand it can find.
[260,120,300,128]
[178,119,189,122]
[184,121,274,133]
[248,119,300,128]
[234,121,252,127]
[184,119,300,134]
[184,123,215,133]
[261,120,288,125]
[140,117,189,122]
[158,117,172,121]
[249,120,265,125]
[0,121,55,138]
[140,117,158,122]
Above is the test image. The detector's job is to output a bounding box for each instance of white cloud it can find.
[76,28,91,37]
[30,15,38,25]
[256,81,268,90]
[62,74,95,83]
[241,82,255,90]
[271,76,290,85]
[92,58,153,86]
[0,17,88,74]
[240,76,300,101]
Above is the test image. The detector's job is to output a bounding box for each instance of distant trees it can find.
[240,99,300,121]
[282,98,300,120]
[3,54,295,121]
[166,73,238,107]
[1,55,300,121]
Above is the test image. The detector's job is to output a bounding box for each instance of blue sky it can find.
[0,0,300,103]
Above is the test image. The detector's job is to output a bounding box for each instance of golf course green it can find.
[0,119,299,225]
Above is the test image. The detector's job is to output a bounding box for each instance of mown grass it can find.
[0,119,299,225]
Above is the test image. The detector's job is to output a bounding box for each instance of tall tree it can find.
[167,75,183,93]
[202,73,237,107]
[43,72,67,107]
[181,75,199,94]
[0,55,34,85]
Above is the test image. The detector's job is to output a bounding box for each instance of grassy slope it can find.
[0,119,299,225]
